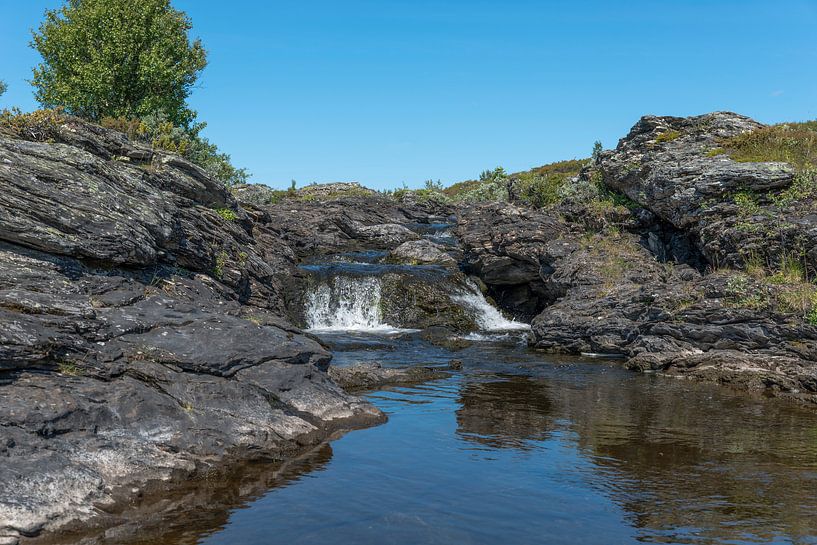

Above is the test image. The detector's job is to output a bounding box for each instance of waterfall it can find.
[453,282,530,332]
[305,276,396,331]
[303,267,527,334]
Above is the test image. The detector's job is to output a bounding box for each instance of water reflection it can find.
[37,335,817,545]
[451,368,817,544]
[456,376,555,449]
[36,443,335,545]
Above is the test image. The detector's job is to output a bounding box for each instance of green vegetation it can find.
[591,140,603,164]
[100,111,249,187]
[770,167,817,208]
[720,120,817,172]
[213,251,229,279]
[57,361,82,376]
[215,207,238,221]
[1,1,248,187]
[31,0,206,127]
[0,107,66,140]
[726,252,817,320]
[655,129,682,143]
[0,80,7,98]
[511,159,586,208]
[733,191,761,217]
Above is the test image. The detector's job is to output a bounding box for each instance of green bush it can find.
[215,207,238,221]
[512,159,586,208]
[100,112,249,187]
[31,0,206,128]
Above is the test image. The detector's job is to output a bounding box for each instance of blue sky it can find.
[1,1,816,189]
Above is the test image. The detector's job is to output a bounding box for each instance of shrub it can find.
[215,207,238,221]
[0,107,66,140]
[771,167,817,207]
[591,141,603,164]
[101,111,249,187]
[512,159,586,208]
[31,0,207,128]
[213,251,229,279]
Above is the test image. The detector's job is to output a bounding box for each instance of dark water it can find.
[186,333,817,545]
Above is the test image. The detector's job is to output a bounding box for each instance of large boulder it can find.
[594,111,816,270]
[236,192,453,258]
[600,112,794,229]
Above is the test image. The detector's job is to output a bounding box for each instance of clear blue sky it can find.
[1,1,816,189]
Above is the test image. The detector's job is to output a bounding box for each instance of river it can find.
[176,329,817,545]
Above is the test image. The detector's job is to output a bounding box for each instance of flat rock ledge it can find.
[329,363,451,392]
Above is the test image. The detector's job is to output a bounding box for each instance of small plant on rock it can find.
[215,207,238,221]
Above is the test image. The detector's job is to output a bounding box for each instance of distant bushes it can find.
[388,158,606,210]
[510,159,586,207]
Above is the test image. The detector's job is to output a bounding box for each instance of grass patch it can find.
[728,252,817,322]
[57,361,82,376]
[655,129,682,143]
[720,120,817,171]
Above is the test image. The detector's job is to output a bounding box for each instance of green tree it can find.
[31,0,207,128]
[0,80,7,98]
[592,140,603,164]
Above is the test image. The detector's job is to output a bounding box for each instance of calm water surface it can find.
[174,332,817,545]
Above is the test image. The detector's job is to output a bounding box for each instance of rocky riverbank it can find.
[457,112,817,401]
[2,110,817,543]
[0,115,390,544]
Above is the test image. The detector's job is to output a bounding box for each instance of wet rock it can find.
[380,272,479,332]
[387,239,457,267]
[457,202,571,320]
[329,363,450,391]
[420,326,473,351]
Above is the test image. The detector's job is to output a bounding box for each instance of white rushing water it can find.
[305,276,402,332]
[452,282,530,332]
[305,274,528,334]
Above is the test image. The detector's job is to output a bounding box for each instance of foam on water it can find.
[453,282,530,332]
[305,276,412,333]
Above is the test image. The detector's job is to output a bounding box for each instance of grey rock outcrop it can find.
[460,113,817,402]
[596,111,812,270]
[0,115,384,543]
[387,239,457,267]
[240,193,451,258]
